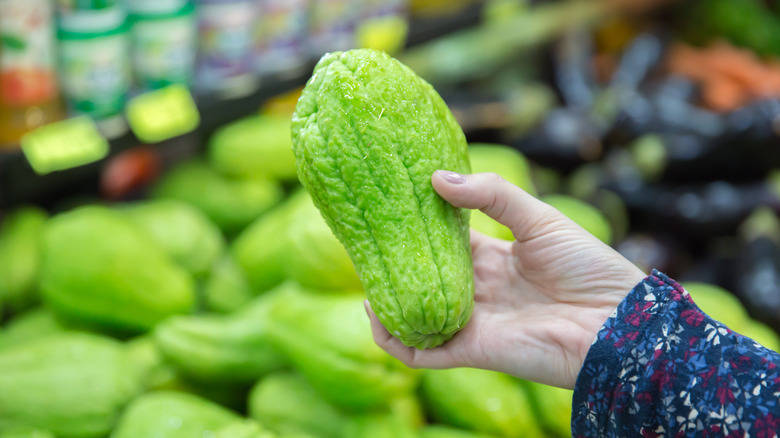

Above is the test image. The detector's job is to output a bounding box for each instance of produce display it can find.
[2,1,780,437]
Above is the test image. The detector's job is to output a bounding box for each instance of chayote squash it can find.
[284,191,361,290]
[0,207,47,314]
[524,381,573,438]
[209,114,298,181]
[0,309,70,351]
[214,420,277,438]
[232,193,302,293]
[0,333,143,438]
[0,427,55,438]
[468,144,536,241]
[742,321,780,352]
[342,413,418,438]
[291,48,474,349]
[421,368,543,438]
[540,195,612,245]
[110,391,241,438]
[121,200,225,278]
[683,282,751,331]
[154,288,288,384]
[267,285,420,411]
[203,253,255,313]
[40,206,195,333]
[420,426,499,438]
[124,336,181,391]
[469,143,536,194]
[248,372,348,438]
[153,160,283,234]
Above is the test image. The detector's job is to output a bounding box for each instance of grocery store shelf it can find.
[0,4,483,210]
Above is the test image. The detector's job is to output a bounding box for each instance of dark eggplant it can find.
[732,208,780,331]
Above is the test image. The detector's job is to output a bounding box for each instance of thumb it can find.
[432,170,558,242]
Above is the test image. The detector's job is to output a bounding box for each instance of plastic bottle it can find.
[57,1,131,138]
[253,0,309,79]
[0,0,63,149]
[127,0,197,91]
[195,0,259,98]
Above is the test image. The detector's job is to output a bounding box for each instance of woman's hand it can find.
[365,170,646,389]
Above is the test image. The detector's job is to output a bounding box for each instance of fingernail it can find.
[440,170,466,184]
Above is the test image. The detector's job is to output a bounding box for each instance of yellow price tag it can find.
[20,116,109,175]
[356,16,409,55]
[126,84,200,143]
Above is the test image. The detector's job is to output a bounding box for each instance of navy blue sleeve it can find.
[571,270,780,437]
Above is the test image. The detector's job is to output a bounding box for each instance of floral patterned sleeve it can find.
[571,269,780,437]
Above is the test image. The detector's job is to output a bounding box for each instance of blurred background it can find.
[2,0,780,437]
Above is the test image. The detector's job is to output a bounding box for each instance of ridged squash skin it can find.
[291,48,474,349]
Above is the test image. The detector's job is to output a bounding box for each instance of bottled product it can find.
[308,0,360,57]
[253,0,308,78]
[127,0,197,90]
[195,0,258,98]
[57,1,131,138]
[0,0,63,149]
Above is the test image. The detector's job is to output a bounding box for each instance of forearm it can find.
[572,270,780,437]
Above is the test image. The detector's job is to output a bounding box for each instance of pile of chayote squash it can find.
[0,114,640,438]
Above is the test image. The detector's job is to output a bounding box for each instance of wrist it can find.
[568,266,647,387]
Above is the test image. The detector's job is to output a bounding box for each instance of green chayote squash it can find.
[124,336,180,391]
[342,413,418,438]
[0,207,47,314]
[121,200,225,278]
[420,426,499,438]
[267,285,420,411]
[110,391,240,438]
[153,160,283,234]
[0,333,143,438]
[525,381,572,438]
[40,206,195,333]
[154,288,287,384]
[540,195,612,245]
[203,254,255,313]
[0,427,55,438]
[469,143,536,194]
[248,372,348,438]
[291,48,474,349]
[421,368,543,438]
[214,420,277,438]
[284,191,361,290]
[742,321,780,352]
[683,282,750,331]
[0,309,69,351]
[209,114,298,181]
[232,194,300,293]
[468,144,536,241]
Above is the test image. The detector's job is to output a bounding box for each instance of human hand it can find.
[365,171,646,389]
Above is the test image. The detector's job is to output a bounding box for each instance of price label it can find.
[20,116,109,175]
[126,84,200,143]
[355,16,409,55]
